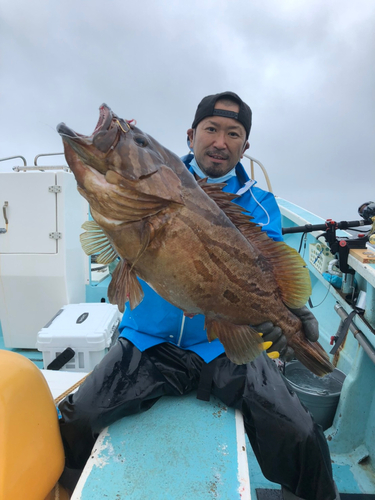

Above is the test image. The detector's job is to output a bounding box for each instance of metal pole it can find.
[334,303,375,365]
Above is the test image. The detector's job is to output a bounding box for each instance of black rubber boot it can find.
[282,482,341,500]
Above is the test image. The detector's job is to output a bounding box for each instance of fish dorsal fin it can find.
[256,237,311,309]
[108,259,144,313]
[198,179,311,309]
[80,220,118,264]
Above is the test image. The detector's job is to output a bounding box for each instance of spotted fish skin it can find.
[57,104,333,375]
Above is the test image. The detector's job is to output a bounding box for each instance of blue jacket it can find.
[118,155,283,362]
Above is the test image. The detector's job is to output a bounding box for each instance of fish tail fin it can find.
[288,331,334,377]
[205,318,266,365]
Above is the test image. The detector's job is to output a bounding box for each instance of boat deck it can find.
[2,325,371,498]
[68,391,371,499]
[1,198,375,498]
[72,392,254,499]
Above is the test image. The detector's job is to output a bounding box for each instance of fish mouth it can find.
[57,104,138,183]
[57,104,118,179]
[93,103,113,135]
[57,103,114,141]
[56,122,78,139]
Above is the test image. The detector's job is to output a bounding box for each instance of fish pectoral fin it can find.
[80,220,118,264]
[108,260,144,313]
[205,319,264,365]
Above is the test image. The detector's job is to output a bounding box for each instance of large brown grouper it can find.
[57,104,333,376]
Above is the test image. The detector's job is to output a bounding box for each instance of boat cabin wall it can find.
[0,170,88,348]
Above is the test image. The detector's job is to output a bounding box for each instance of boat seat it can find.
[0,350,69,500]
[71,391,250,499]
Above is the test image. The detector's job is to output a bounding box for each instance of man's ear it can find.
[187,128,194,148]
[240,140,250,158]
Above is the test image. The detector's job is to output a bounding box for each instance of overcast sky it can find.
[1,0,374,221]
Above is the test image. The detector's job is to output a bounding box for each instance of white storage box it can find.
[36,303,122,372]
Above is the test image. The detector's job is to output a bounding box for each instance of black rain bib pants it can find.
[59,338,336,500]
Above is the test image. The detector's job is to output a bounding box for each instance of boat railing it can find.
[12,165,70,172]
[2,152,273,187]
[0,155,27,166]
[243,153,273,193]
[0,152,70,172]
[33,152,65,166]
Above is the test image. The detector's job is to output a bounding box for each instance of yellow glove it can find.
[256,307,319,362]
[257,322,290,360]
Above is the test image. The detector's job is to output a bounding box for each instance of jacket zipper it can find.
[177,314,186,347]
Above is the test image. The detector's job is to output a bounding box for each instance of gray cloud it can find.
[1,0,374,221]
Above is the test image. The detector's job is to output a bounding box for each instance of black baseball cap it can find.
[191,91,252,139]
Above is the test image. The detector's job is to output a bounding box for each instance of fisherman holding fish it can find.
[57,93,340,499]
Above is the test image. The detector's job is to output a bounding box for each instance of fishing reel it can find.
[358,201,375,220]
[323,220,368,274]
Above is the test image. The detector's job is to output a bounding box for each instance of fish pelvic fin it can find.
[205,318,264,365]
[288,331,334,377]
[198,180,311,309]
[108,260,144,313]
[80,220,118,264]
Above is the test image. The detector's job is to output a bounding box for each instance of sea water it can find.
[286,368,343,396]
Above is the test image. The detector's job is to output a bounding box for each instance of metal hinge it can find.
[49,232,62,240]
[49,186,62,193]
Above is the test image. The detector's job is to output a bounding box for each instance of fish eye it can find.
[134,135,148,147]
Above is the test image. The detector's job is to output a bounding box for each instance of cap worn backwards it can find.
[192,91,252,139]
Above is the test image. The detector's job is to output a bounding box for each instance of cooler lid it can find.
[38,303,121,344]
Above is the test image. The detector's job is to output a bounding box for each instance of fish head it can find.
[57,103,168,182]
[57,104,184,226]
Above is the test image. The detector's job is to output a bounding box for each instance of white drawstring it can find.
[236,181,270,227]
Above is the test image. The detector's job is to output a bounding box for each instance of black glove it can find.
[256,306,319,361]
[290,306,319,342]
[257,322,289,360]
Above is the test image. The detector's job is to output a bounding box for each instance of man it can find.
[59,92,339,500]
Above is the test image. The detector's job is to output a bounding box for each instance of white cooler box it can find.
[36,303,122,372]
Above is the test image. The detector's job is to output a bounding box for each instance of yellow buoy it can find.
[0,351,66,500]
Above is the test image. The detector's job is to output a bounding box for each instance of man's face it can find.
[187,101,249,178]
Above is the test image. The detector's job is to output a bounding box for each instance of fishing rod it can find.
[282,219,372,235]
[282,217,374,274]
